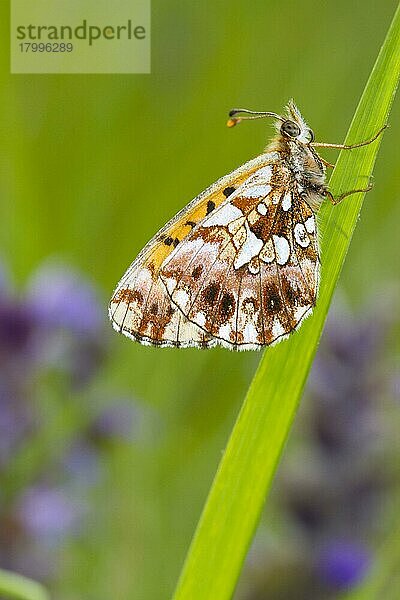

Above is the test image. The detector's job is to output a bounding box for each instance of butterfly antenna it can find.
[227,108,283,128]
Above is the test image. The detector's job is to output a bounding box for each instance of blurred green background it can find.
[0,1,399,599]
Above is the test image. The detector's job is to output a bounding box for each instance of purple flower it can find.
[24,261,107,386]
[62,441,103,484]
[0,298,35,355]
[306,305,390,456]
[27,262,103,336]
[16,485,81,541]
[315,540,371,589]
[321,307,384,371]
[0,387,31,466]
[90,400,138,442]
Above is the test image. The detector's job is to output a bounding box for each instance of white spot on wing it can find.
[195,311,206,327]
[218,323,232,340]
[174,289,190,311]
[282,192,292,211]
[257,203,267,215]
[272,319,285,339]
[242,184,271,199]
[205,203,243,227]
[305,216,315,233]
[234,222,264,269]
[164,277,177,295]
[135,268,153,288]
[294,222,310,247]
[255,165,273,181]
[294,306,308,322]
[273,235,290,265]
[243,322,258,342]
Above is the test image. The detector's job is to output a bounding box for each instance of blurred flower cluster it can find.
[241,297,400,600]
[0,259,138,581]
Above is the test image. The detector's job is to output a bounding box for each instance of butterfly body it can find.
[109,100,381,350]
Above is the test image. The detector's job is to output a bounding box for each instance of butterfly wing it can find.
[159,160,320,349]
[109,152,279,347]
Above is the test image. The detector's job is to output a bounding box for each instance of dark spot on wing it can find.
[219,292,235,320]
[264,285,282,314]
[147,262,157,277]
[202,282,220,304]
[281,275,312,308]
[173,238,180,248]
[149,302,158,315]
[206,200,216,215]
[249,218,272,242]
[191,265,203,280]
[282,279,301,307]
[164,236,174,246]
[185,220,197,229]
[232,195,259,213]
[223,186,236,197]
[285,284,299,305]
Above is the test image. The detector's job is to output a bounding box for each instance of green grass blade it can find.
[172,4,400,600]
[0,569,50,600]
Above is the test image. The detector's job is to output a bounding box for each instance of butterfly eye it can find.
[308,128,315,142]
[281,120,301,138]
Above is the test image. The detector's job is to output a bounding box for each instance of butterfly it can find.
[109,100,384,350]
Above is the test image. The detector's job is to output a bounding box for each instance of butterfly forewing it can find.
[109,153,279,347]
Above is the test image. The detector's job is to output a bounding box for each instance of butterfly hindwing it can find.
[159,162,320,349]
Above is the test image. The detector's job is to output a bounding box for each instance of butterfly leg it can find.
[312,125,387,151]
[325,182,373,205]
[320,156,335,169]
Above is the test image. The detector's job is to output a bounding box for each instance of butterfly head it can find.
[227,100,315,146]
[281,99,314,145]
